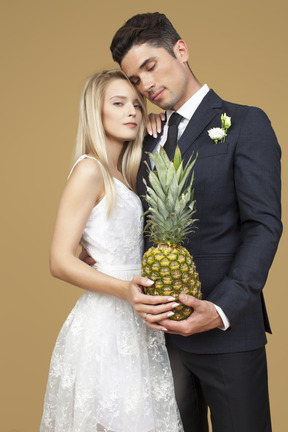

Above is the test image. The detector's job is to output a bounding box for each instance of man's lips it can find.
[151,89,165,101]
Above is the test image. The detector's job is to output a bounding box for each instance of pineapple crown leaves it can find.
[143,146,198,245]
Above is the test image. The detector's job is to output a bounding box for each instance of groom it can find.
[109,12,282,432]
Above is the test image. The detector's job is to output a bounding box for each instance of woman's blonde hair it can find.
[74,69,147,215]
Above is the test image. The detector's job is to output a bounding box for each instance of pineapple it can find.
[142,146,202,321]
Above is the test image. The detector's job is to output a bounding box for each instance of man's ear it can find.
[174,40,189,63]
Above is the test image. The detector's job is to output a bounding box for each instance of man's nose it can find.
[142,76,155,93]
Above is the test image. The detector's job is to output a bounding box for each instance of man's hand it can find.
[79,246,96,266]
[126,276,180,331]
[159,294,223,336]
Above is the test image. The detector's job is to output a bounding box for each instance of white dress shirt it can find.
[152,84,230,331]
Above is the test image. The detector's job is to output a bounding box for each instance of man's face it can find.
[121,42,192,111]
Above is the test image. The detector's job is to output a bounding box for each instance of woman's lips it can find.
[124,122,137,128]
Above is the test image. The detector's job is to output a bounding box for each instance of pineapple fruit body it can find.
[142,244,202,320]
[141,146,202,321]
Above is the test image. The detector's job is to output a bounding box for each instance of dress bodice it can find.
[72,156,144,268]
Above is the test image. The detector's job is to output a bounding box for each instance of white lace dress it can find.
[40,156,183,432]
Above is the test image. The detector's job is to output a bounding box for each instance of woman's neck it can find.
[106,139,125,172]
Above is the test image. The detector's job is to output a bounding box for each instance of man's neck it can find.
[172,75,202,111]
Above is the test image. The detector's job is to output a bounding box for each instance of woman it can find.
[39,70,183,432]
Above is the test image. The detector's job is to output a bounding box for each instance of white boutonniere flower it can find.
[208,127,226,144]
[208,113,231,144]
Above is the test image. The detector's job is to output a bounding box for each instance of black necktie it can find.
[163,112,183,160]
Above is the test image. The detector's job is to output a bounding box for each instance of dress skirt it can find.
[39,264,183,432]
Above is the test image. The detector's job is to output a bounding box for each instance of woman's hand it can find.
[146,113,165,138]
[126,275,180,331]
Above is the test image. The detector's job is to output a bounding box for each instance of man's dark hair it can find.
[110,12,181,64]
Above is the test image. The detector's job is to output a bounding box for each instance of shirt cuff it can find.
[214,304,230,331]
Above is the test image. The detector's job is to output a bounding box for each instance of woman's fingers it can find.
[146,113,165,137]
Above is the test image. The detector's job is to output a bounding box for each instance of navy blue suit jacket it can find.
[137,90,282,354]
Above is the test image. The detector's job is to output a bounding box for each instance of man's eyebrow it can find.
[128,57,156,80]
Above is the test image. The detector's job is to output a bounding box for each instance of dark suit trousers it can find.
[166,338,272,432]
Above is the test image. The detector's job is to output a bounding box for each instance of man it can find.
[99,12,282,431]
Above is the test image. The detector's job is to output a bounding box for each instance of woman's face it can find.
[102,78,143,144]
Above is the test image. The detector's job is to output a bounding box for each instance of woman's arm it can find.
[50,158,130,299]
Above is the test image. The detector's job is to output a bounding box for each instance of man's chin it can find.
[150,98,174,111]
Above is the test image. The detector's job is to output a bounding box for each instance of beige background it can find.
[1,0,287,430]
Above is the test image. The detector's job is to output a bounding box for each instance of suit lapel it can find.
[137,130,162,200]
[141,135,158,168]
[179,90,223,157]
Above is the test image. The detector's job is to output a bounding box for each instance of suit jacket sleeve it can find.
[207,106,282,326]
